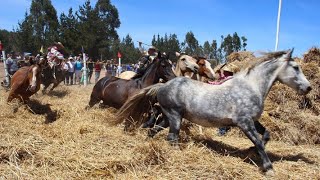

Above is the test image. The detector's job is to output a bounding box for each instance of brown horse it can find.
[7,61,45,103]
[86,53,176,109]
[117,53,199,80]
[184,56,215,81]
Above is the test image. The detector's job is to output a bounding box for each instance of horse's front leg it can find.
[254,121,270,145]
[236,117,274,176]
[49,83,58,91]
[162,108,182,144]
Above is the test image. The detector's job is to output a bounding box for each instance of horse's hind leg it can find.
[254,121,270,145]
[142,106,162,128]
[147,116,169,138]
[236,117,273,174]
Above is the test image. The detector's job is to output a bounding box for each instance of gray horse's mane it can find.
[243,50,288,75]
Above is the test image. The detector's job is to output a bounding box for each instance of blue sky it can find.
[0,0,319,56]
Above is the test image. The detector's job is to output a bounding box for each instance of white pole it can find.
[83,52,87,86]
[275,0,282,51]
[2,51,10,85]
[118,57,121,76]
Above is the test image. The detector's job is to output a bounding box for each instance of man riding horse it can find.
[46,42,66,79]
[137,45,158,74]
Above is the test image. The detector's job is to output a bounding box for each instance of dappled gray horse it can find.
[116,49,311,175]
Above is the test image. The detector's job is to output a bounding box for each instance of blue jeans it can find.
[95,71,101,83]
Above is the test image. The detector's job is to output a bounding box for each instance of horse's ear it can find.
[284,48,294,61]
[38,58,47,67]
[175,52,181,57]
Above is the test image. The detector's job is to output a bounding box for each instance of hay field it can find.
[0,57,320,179]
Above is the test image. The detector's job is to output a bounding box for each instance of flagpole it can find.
[82,47,87,86]
[275,0,282,51]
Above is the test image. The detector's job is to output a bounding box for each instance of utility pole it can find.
[275,0,282,51]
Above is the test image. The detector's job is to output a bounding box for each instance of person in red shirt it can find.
[94,60,102,83]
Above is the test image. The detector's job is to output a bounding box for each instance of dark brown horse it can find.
[41,63,67,93]
[87,53,176,109]
[7,60,45,103]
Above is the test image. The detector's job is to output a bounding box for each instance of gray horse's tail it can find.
[114,83,165,129]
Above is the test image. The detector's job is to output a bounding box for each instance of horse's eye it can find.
[181,58,186,61]
[293,66,299,71]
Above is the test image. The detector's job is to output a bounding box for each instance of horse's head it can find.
[28,64,42,92]
[195,57,215,80]
[277,49,312,95]
[155,52,176,82]
[176,53,199,75]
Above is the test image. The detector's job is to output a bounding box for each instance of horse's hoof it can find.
[265,169,275,177]
[147,129,156,138]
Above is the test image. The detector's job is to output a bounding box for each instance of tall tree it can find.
[184,31,200,55]
[167,34,180,53]
[221,34,234,57]
[29,0,59,50]
[15,12,35,53]
[119,34,140,63]
[77,0,100,57]
[232,32,241,52]
[59,8,79,55]
[203,41,212,58]
[95,0,120,59]
[241,36,248,51]
[0,29,16,53]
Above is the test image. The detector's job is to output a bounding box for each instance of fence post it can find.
[2,51,10,86]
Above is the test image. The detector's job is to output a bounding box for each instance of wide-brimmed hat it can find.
[68,56,73,60]
[148,46,156,51]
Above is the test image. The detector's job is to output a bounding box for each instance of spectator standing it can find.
[63,59,69,85]
[94,60,102,83]
[66,57,75,85]
[6,54,19,76]
[87,58,94,83]
[80,64,89,85]
[74,56,83,84]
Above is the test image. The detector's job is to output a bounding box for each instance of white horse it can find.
[116,49,311,175]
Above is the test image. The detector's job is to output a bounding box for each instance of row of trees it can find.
[3,0,121,60]
[151,32,247,62]
[0,0,248,64]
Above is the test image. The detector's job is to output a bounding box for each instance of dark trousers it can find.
[65,72,74,85]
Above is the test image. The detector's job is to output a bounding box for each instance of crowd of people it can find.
[1,43,145,87]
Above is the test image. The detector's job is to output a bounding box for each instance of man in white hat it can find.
[47,42,65,67]
[136,46,158,74]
